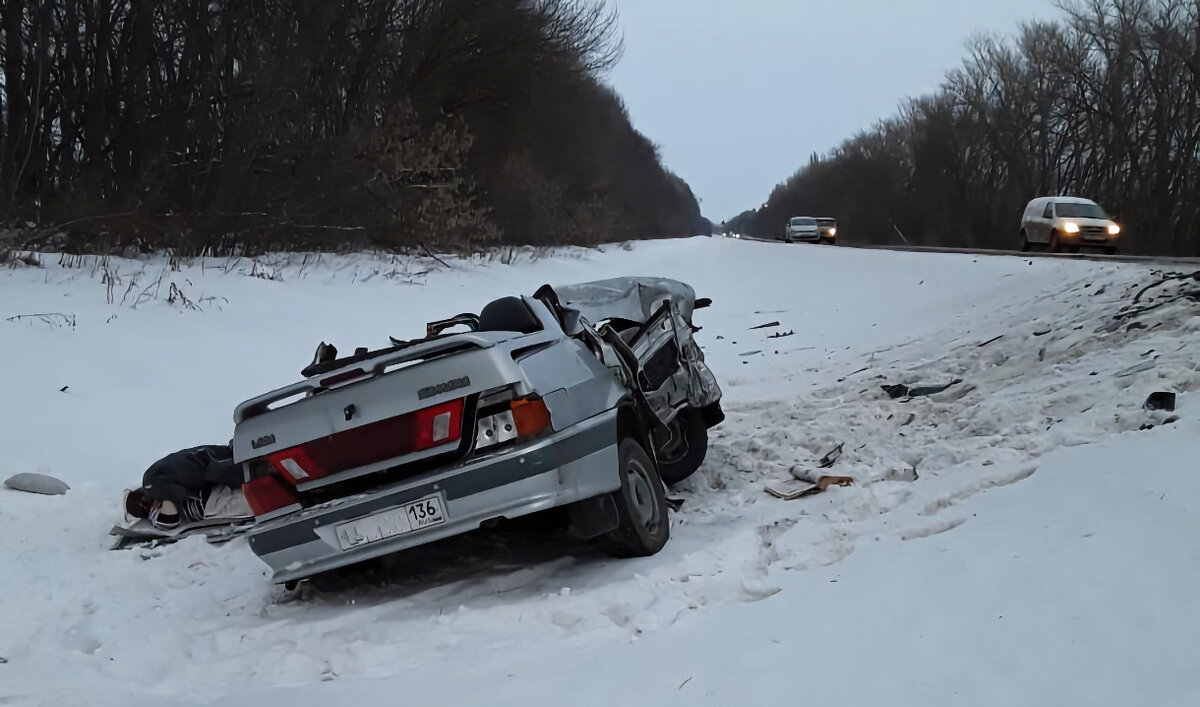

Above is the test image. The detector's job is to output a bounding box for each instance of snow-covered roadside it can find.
[2,238,1197,705]
[249,415,1200,707]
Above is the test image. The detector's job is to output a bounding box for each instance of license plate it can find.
[335,495,446,550]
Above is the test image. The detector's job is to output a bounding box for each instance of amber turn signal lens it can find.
[511,399,551,437]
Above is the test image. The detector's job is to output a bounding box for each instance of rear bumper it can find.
[247,410,621,584]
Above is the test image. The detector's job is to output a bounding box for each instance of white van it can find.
[1019,197,1121,254]
[784,217,819,243]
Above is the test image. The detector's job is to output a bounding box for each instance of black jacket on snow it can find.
[141,445,242,505]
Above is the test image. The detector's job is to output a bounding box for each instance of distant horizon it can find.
[607,0,1058,222]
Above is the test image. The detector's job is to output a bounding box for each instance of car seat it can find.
[478,297,542,334]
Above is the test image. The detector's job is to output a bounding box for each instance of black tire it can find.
[607,438,669,557]
[1020,231,1031,252]
[1049,231,1061,253]
[1105,245,1118,256]
[655,408,708,485]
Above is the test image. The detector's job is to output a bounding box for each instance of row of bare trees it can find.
[0,0,707,254]
[731,0,1200,256]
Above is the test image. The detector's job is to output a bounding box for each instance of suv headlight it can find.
[1108,224,1121,235]
[1064,222,1080,234]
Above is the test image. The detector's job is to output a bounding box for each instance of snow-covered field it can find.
[3,238,1198,705]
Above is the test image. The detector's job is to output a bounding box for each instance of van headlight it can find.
[1108,224,1121,235]
[1064,222,1080,234]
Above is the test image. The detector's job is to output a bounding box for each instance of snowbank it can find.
[2,238,1196,705]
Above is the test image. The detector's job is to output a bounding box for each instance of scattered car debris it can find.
[739,350,764,357]
[768,330,795,339]
[1140,416,1180,431]
[1132,271,1200,304]
[4,473,69,496]
[751,321,781,330]
[882,379,963,400]
[977,335,1004,348]
[817,443,844,469]
[1116,361,1156,377]
[1033,328,1052,337]
[59,385,69,393]
[766,475,853,501]
[837,366,870,383]
[1127,322,1148,332]
[1143,392,1177,412]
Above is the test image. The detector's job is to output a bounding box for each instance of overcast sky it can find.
[606,0,1059,222]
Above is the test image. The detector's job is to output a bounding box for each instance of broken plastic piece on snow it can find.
[4,473,69,496]
[766,475,854,501]
[1143,392,1177,412]
[818,443,844,469]
[750,321,781,330]
[1116,361,1156,378]
[768,330,795,339]
[739,350,763,357]
[1033,328,1052,337]
[882,379,963,400]
[977,335,1004,348]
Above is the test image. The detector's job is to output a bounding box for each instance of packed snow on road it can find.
[2,238,1198,705]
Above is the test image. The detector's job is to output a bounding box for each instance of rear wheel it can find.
[607,438,669,557]
[655,408,708,485]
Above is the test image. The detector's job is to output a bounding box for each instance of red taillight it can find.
[413,399,464,452]
[263,398,466,486]
[242,475,300,517]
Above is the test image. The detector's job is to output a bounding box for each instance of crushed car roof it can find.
[552,277,697,325]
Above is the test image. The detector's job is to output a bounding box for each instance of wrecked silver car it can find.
[231,277,724,585]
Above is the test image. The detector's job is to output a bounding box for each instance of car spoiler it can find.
[233,334,496,424]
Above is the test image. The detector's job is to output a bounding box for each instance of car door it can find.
[628,302,687,423]
[1036,201,1055,243]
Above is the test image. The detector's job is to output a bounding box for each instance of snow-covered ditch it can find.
[2,238,1197,705]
